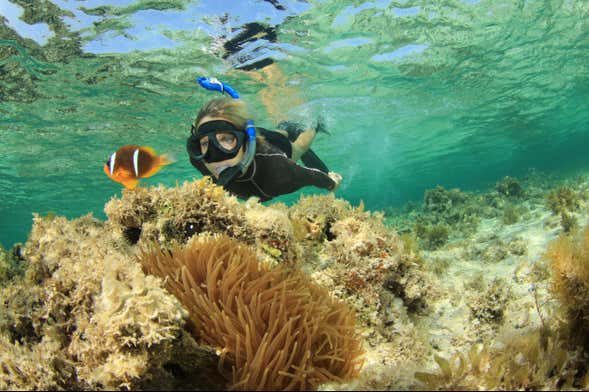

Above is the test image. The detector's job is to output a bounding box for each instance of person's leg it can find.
[291,128,317,161]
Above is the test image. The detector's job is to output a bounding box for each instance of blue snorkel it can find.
[241,119,256,174]
[197,76,240,99]
[192,77,256,185]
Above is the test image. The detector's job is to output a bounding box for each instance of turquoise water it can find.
[1,0,588,248]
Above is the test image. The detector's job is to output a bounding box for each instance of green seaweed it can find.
[560,212,578,234]
[415,329,580,391]
[546,186,581,216]
[495,176,524,198]
[0,244,26,286]
[424,186,469,214]
[414,222,449,250]
[501,204,521,225]
[547,226,589,348]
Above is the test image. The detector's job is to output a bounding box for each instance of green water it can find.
[1,0,589,248]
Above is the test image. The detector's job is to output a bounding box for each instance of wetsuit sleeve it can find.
[257,154,336,195]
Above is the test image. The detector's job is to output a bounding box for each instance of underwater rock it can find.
[466,277,513,325]
[243,201,296,264]
[292,196,432,343]
[0,213,224,390]
[104,178,253,247]
[105,178,300,265]
[288,193,352,242]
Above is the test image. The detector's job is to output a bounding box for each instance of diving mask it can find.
[186,119,256,186]
[188,120,246,163]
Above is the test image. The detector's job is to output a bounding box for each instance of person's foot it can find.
[328,172,342,192]
[315,117,331,135]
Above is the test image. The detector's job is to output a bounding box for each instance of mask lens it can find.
[198,135,209,155]
[215,132,237,152]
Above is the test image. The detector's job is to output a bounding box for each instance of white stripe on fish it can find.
[133,148,140,177]
[109,151,116,175]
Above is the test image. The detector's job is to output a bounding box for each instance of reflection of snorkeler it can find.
[186,97,342,202]
[221,22,304,124]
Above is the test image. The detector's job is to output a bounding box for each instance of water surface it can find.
[1,0,588,247]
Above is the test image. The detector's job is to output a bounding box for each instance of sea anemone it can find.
[138,236,364,390]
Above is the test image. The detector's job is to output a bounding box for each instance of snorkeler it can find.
[186,97,342,202]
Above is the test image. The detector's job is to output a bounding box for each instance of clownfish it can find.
[104,145,174,189]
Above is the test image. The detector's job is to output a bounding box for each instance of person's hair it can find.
[195,97,276,152]
[195,98,250,130]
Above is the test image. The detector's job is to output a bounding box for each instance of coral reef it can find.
[286,195,432,345]
[243,201,296,265]
[104,178,297,264]
[104,178,252,247]
[79,181,432,389]
[7,171,589,390]
[288,193,353,242]
[424,185,469,213]
[138,235,364,390]
[0,213,225,390]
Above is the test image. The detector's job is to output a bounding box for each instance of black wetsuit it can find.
[190,127,335,202]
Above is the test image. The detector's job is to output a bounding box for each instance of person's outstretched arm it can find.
[255,153,339,196]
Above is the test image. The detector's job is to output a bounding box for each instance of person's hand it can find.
[327,172,342,192]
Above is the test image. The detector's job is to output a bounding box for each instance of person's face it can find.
[198,116,244,178]
[198,132,238,156]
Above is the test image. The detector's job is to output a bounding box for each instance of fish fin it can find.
[140,154,173,179]
[122,179,139,189]
[159,153,176,166]
[142,146,157,156]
